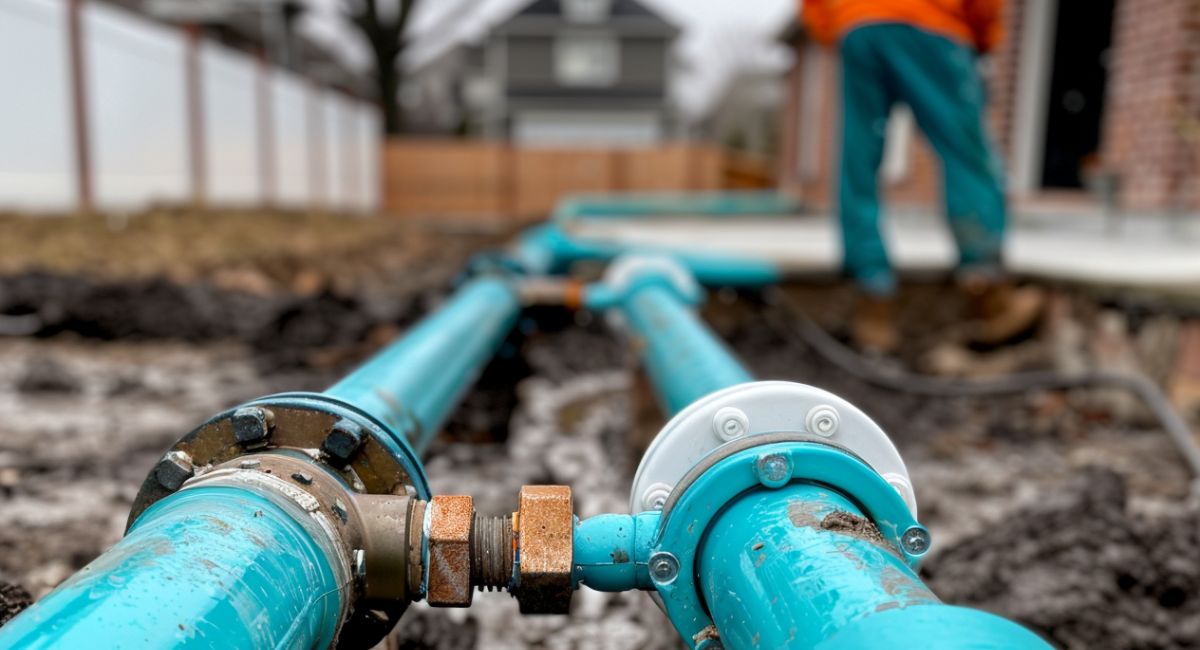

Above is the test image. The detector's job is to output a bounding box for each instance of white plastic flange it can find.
[629,381,918,517]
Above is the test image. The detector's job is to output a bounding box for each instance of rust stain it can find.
[692,625,721,645]
[516,485,573,614]
[427,495,474,606]
[751,541,765,551]
[611,549,630,564]
[754,553,766,568]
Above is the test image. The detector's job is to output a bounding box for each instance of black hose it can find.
[762,286,1200,478]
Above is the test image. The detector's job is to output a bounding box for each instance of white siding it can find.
[202,41,260,205]
[0,0,74,210]
[86,1,188,208]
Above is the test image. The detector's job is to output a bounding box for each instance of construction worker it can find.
[802,0,1043,352]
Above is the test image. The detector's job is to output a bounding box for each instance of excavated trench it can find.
[1,270,1198,649]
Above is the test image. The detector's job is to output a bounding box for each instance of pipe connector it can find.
[417,486,575,614]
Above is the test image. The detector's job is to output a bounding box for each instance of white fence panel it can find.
[357,104,380,212]
[0,0,74,211]
[272,71,310,208]
[202,42,259,205]
[321,90,350,211]
[85,2,188,209]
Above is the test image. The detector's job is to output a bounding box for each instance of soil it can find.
[0,212,1198,648]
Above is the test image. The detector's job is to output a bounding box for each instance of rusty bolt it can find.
[232,407,274,447]
[154,450,194,491]
[515,485,574,614]
[427,495,474,607]
[322,419,365,466]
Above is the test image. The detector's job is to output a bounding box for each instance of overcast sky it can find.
[297,0,797,117]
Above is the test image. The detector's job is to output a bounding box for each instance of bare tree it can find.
[342,0,419,135]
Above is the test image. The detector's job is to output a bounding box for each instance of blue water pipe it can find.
[327,275,521,455]
[699,482,1048,649]
[512,223,783,287]
[0,275,524,650]
[0,196,1056,650]
[0,487,344,649]
[567,256,1051,649]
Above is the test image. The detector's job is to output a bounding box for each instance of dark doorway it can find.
[1040,0,1116,188]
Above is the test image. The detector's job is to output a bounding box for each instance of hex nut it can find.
[231,407,274,447]
[322,419,365,465]
[515,485,574,614]
[154,451,194,491]
[426,495,474,607]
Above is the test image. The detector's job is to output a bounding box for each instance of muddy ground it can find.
[1,212,1199,649]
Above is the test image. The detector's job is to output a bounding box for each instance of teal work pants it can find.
[838,23,1007,296]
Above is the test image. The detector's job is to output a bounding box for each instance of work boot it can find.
[851,295,900,354]
[962,278,1046,346]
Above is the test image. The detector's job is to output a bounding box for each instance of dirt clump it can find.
[925,468,1200,649]
[820,510,888,546]
[0,581,31,627]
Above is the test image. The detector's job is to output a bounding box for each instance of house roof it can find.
[517,0,665,19]
[497,0,679,37]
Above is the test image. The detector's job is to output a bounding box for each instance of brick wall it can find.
[779,0,1200,213]
[1101,0,1200,211]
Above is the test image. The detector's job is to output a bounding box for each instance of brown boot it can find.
[963,279,1046,346]
[852,295,900,354]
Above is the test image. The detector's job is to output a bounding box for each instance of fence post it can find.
[256,50,275,208]
[184,23,206,208]
[66,0,92,213]
[307,81,326,211]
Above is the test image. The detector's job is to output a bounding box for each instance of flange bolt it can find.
[649,552,679,585]
[755,453,792,488]
[901,526,932,555]
[154,450,194,491]
[231,406,274,448]
[323,419,366,466]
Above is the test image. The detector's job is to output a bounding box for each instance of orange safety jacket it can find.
[800,0,1004,53]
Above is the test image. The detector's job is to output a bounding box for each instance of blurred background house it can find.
[383,0,784,218]
[777,0,1200,216]
[5,0,1197,220]
[406,0,682,146]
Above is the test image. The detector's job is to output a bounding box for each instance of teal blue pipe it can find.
[325,276,520,455]
[573,512,660,592]
[698,483,1049,649]
[513,225,781,287]
[618,282,753,415]
[0,486,343,649]
[553,191,801,222]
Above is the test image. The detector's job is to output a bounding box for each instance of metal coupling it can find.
[418,485,574,614]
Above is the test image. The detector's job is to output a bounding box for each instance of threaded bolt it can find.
[471,514,514,591]
[322,419,365,466]
[649,552,679,585]
[755,453,792,488]
[232,407,274,448]
[154,450,194,491]
[901,526,932,555]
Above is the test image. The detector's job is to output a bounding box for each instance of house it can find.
[406,0,681,146]
[777,0,1200,215]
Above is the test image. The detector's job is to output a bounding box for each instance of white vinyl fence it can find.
[0,0,379,213]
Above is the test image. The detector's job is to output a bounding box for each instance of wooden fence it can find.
[381,139,769,218]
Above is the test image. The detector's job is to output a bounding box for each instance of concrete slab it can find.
[567,213,1200,291]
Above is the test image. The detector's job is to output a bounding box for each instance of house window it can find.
[555,34,619,86]
[562,0,611,23]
